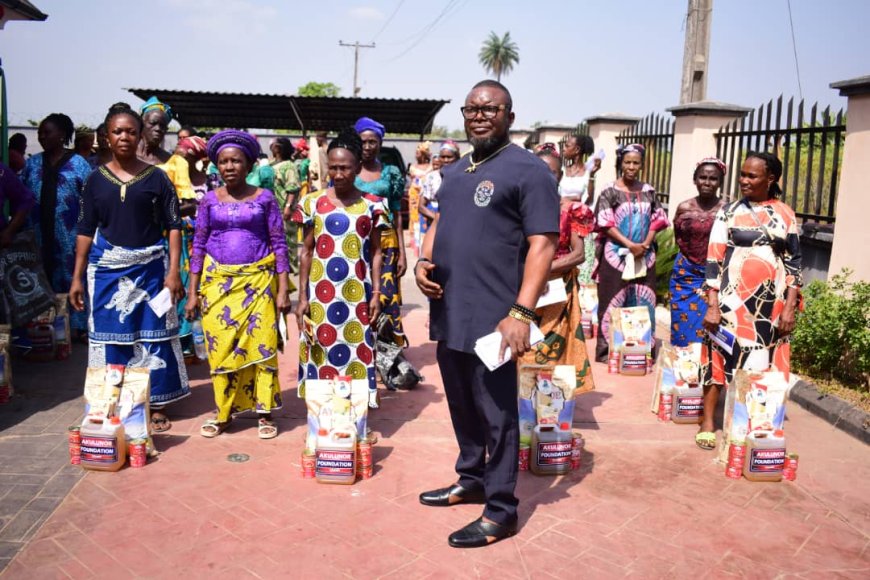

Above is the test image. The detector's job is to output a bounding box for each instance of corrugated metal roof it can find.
[126,89,450,135]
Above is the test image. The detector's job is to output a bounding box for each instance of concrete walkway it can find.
[1,271,868,579]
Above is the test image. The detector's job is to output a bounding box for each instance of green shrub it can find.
[791,269,870,390]
[655,227,678,304]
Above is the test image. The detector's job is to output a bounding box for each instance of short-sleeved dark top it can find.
[429,144,560,353]
[78,165,182,248]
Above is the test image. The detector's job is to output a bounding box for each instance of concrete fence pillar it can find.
[585,114,640,189]
[664,101,750,221]
[828,75,870,283]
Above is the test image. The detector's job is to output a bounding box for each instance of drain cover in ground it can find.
[227,453,250,463]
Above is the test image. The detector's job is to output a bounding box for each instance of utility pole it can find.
[339,41,376,96]
[679,0,713,104]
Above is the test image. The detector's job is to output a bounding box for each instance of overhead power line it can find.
[786,0,804,100]
[371,0,405,42]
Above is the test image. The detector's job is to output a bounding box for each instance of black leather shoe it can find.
[419,484,486,507]
[448,517,518,548]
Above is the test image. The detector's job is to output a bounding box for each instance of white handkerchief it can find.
[536,278,568,308]
[474,323,544,372]
[148,287,173,318]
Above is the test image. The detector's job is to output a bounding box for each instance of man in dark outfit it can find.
[414,80,559,548]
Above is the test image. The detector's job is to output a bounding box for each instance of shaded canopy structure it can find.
[0,0,47,28]
[126,88,450,137]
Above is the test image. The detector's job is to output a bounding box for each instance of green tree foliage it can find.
[297,82,341,98]
[478,31,519,83]
[791,270,870,389]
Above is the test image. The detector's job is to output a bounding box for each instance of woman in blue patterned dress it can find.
[353,117,408,352]
[22,113,93,336]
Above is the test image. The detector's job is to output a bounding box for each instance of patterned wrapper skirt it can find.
[199,253,282,422]
[668,252,708,347]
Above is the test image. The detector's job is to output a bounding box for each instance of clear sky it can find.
[1,0,867,132]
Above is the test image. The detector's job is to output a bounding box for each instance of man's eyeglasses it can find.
[460,104,509,120]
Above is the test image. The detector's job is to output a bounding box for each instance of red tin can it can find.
[301,450,316,478]
[728,441,747,459]
[728,454,745,470]
[68,425,82,445]
[518,444,530,471]
[607,352,619,374]
[357,439,373,466]
[782,453,798,481]
[657,394,673,422]
[128,440,147,468]
[725,465,742,479]
[0,385,10,404]
[69,444,81,465]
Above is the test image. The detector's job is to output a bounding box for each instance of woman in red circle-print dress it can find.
[294,129,390,407]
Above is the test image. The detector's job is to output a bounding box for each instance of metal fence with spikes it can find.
[715,96,845,223]
[616,113,675,204]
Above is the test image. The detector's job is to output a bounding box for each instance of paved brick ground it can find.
[2,271,869,579]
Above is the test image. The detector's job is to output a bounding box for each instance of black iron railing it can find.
[715,96,845,223]
[616,113,674,205]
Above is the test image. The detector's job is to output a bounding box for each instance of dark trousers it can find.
[436,342,519,526]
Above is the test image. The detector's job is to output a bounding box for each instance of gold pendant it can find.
[465,165,477,174]
[120,184,127,202]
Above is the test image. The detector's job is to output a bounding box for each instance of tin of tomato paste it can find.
[782,453,799,481]
[728,440,747,459]
[657,394,673,422]
[68,425,82,464]
[301,450,316,478]
[128,440,147,468]
[0,384,10,404]
[357,439,373,462]
[728,454,745,470]
[68,425,82,445]
[357,464,373,479]
[646,353,654,373]
[725,465,742,479]
[570,431,584,470]
[518,444,530,471]
[607,352,619,374]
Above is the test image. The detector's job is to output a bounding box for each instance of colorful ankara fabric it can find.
[669,197,723,347]
[355,164,406,346]
[593,183,669,362]
[198,253,282,422]
[22,152,92,331]
[702,198,802,386]
[272,159,303,272]
[86,233,189,406]
[669,253,707,347]
[293,191,390,396]
[521,201,596,396]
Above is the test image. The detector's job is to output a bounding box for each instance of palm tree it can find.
[478,31,519,83]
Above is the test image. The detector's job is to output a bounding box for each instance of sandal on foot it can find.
[200,419,230,438]
[368,390,379,410]
[258,418,278,440]
[150,413,172,433]
[695,431,716,451]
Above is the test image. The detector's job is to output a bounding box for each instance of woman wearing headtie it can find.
[520,143,596,394]
[294,138,311,197]
[353,117,408,359]
[157,135,210,357]
[185,130,290,439]
[70,103,189,433]
[593,143,669,363]
[22,113,93,339]
[418,140,460,235]
[137,97,173,164]
[407,141,432,254]
[701,152,801,451]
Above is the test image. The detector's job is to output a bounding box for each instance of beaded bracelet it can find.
[511,303,536,319]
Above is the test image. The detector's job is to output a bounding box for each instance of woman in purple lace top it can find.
[186,130,290,439]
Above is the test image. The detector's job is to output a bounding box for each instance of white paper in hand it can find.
[474,323,544,372]
[584,148,606,173]
[148,287,173,318]
[536,278,568,308]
